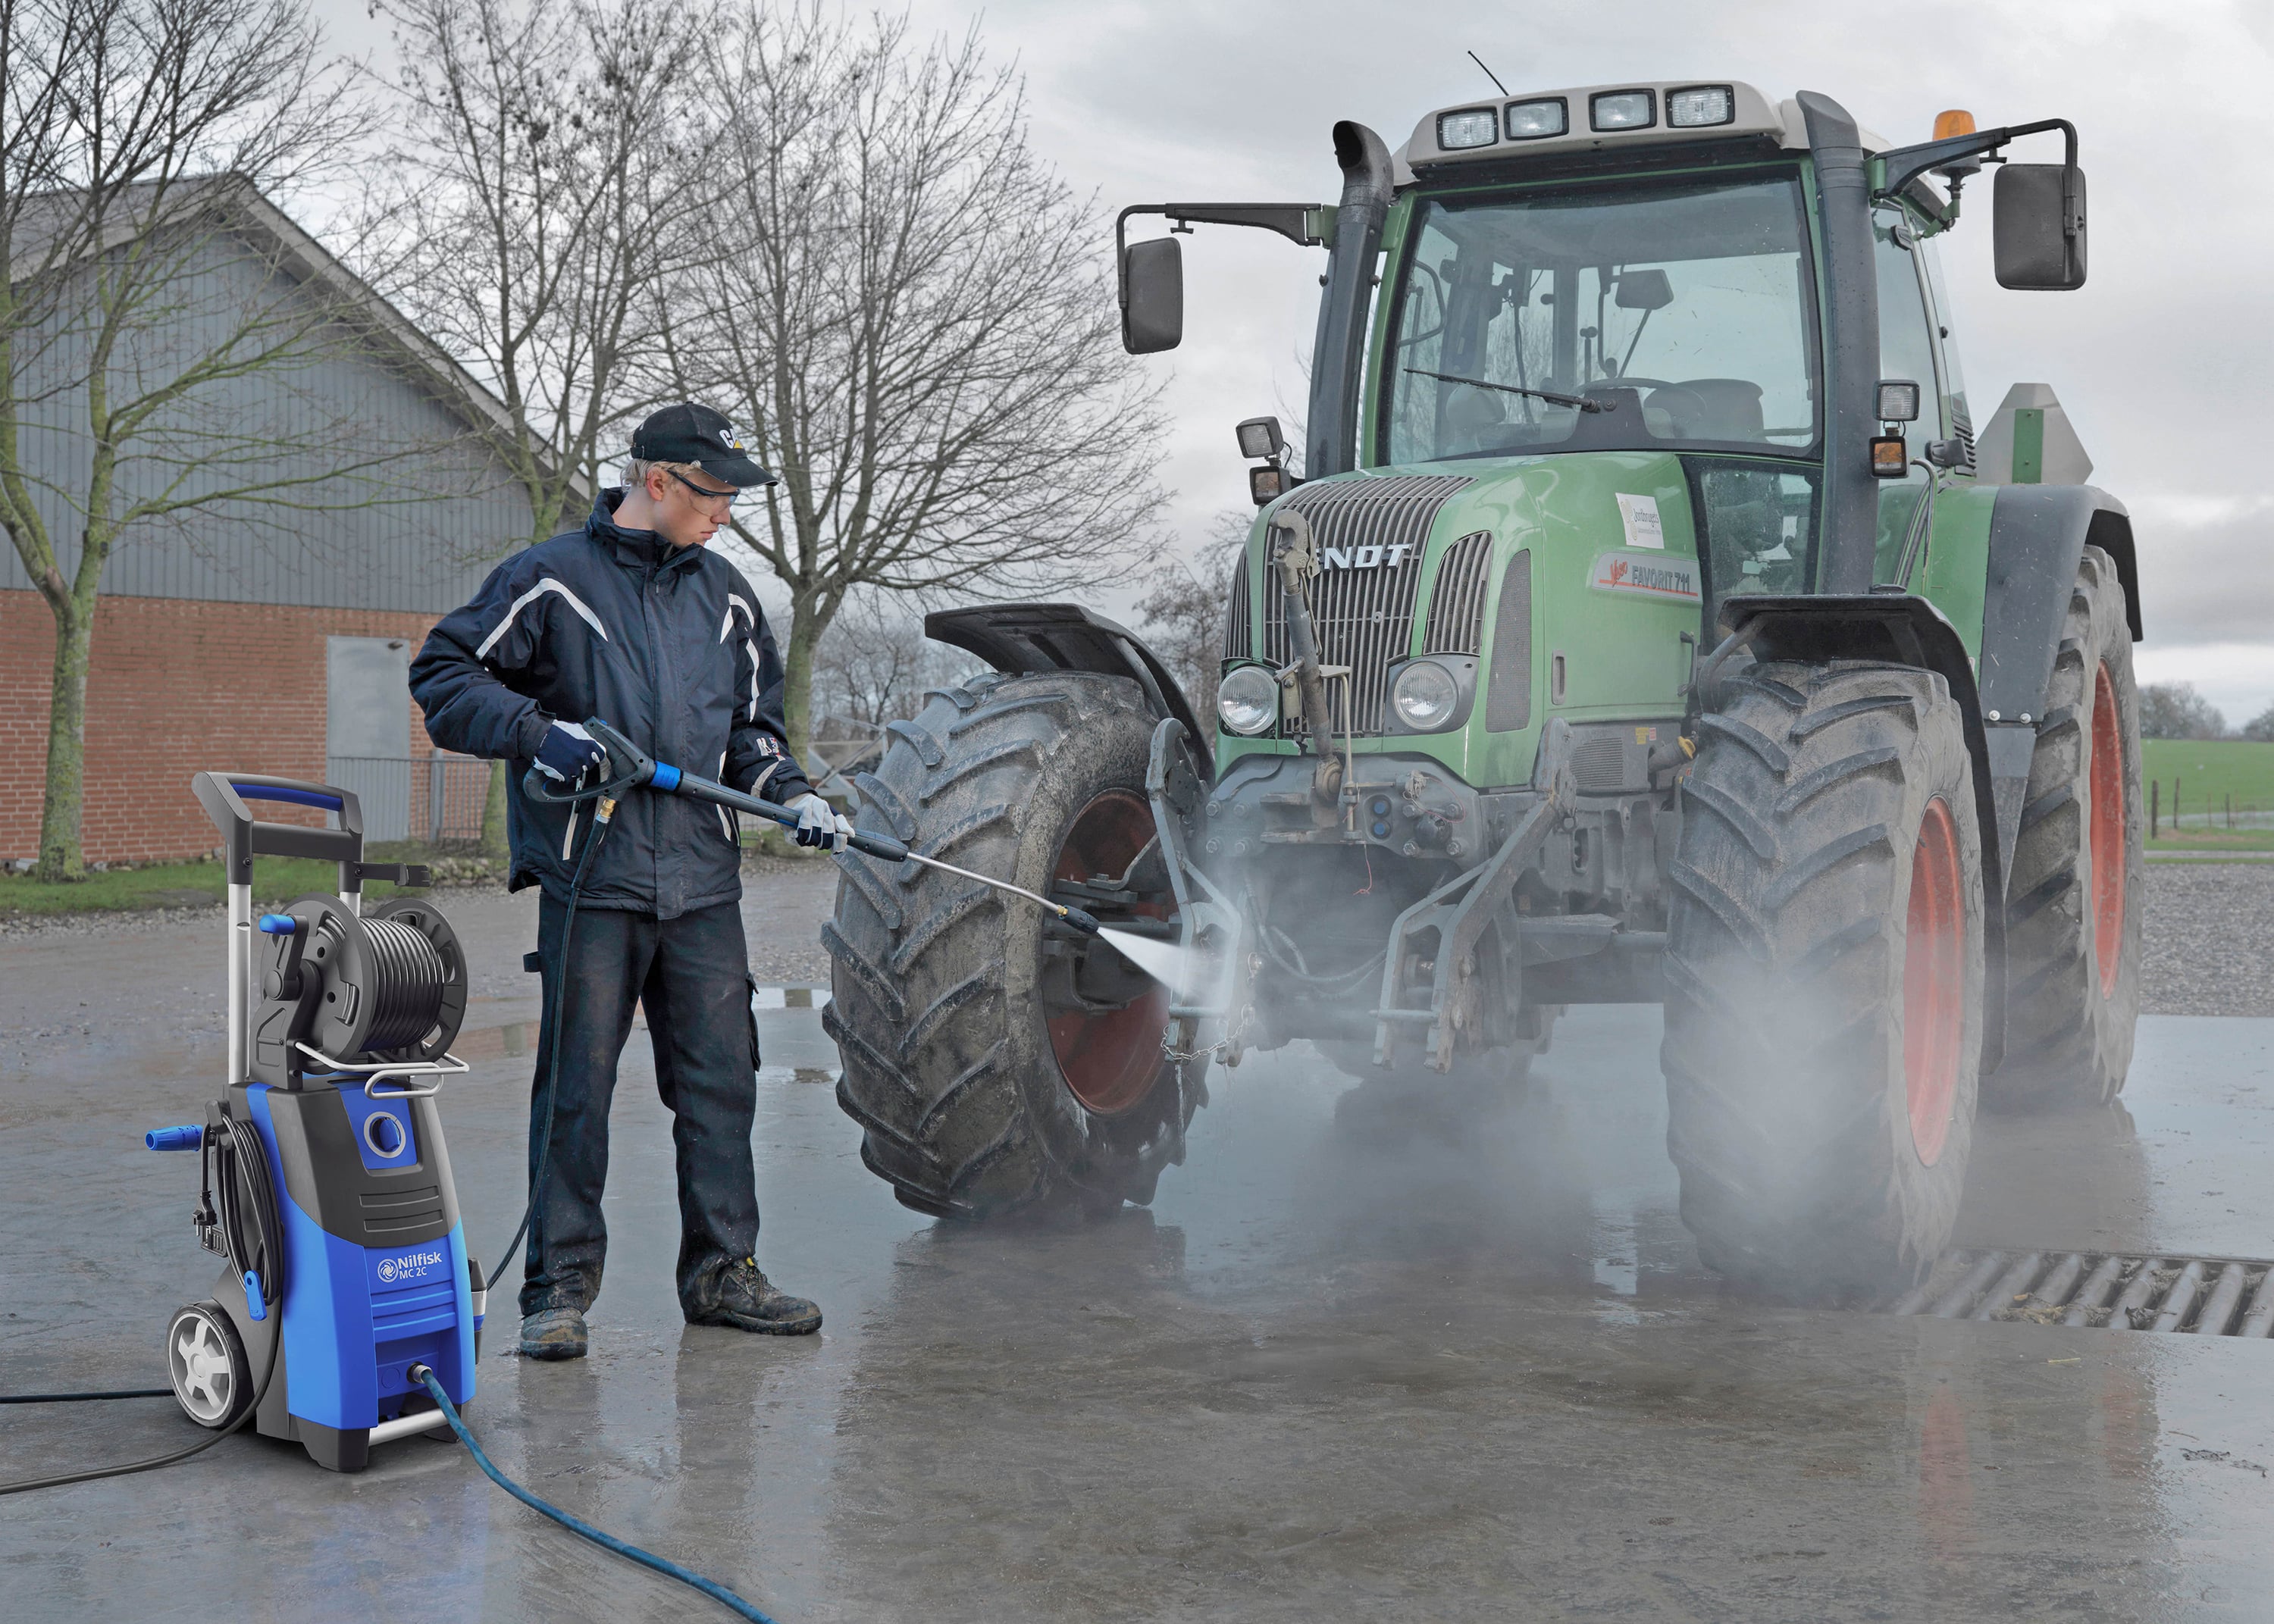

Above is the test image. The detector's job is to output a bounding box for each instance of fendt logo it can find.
[1319,543,1419,569]
[374,1247,446,1287]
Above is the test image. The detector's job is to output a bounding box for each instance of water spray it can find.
[525,720,1102,937]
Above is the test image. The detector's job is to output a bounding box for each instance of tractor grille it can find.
[1422,530,1496,656]
[1224,551,1254,662]
[1258,475,1473,735]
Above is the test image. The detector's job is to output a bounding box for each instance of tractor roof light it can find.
[1436,108,1499,151]
[1666,86,1734,128]
[1590,90,1655,132]
[1934,108,1978,139]
[1503,98,1567,140]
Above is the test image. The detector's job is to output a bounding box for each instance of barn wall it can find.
[1,591,445,862]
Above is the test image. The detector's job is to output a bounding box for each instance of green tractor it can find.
[823,83,2141,1298]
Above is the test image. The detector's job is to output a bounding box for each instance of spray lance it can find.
[522,719,1103,936]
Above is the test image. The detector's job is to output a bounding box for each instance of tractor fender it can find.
[924,603,1214,784]
[1711,591,2010,1071]
[1979,484,2141,720]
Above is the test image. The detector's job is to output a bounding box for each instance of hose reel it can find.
[248,895,467,1086]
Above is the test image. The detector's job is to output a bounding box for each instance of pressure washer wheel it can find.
[1984,544,2144,1109]
[166,1302,252,1429]
[826,671,1203,1219]
[1662,659,1985,1302]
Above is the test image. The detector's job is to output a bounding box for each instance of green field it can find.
[2141,737,2274,847]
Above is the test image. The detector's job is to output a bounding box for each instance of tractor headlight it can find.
[1217,665,1280,737]
[1391,659,1461,731]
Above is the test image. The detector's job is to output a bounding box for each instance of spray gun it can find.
[1267,509,1345,805]
[522,718,1102,937]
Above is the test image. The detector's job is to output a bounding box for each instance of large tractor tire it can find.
[1984,545,2143,1109]
[824,671,1201,1219]
[1662,660,1984,1300]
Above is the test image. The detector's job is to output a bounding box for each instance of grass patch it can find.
[2141,738,2274,821]
[0,840,496,919]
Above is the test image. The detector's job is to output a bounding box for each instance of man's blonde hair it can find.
[622,455,707,493]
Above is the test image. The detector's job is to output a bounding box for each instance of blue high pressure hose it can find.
[462,769,787,1622]
[412,1366,780,1624]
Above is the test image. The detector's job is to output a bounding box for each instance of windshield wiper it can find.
[1402,367,1608,414]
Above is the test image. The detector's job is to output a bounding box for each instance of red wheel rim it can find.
[1046,790,1170,1115]
[1904,797,1965,1166]
[2089,663,2127,999]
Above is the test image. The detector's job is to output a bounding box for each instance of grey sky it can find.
[322,0,2274,718]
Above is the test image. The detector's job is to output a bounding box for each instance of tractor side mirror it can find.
[1614,268,1674,311]
[1120,236,1184,354]
[1993,163,2087,290]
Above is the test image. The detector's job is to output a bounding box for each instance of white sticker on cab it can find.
[1615,493,1665,549]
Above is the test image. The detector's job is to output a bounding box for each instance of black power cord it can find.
[0,1110,285,1496]
[487,794,612,1295]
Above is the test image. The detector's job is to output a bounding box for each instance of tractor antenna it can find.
[1467,50,1509,96]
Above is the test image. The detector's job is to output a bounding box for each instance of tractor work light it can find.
[1871,433,1909,477]
[1503,98,1568,139]
[1877,380,1922,422]
[1236,416,1285,462]
[1666,86,1734,128]
[1590,90,1655,131]
[1436,108,1499,150]
[1249,465,1288,505]
[1391,659,1461,731]
[1217,664,1280,736]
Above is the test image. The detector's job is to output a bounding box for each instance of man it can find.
[410,402,852,1360]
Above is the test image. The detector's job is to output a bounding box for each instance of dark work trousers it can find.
[520,892,761,1317]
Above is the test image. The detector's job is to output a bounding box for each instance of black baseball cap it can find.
[630,402,775,487]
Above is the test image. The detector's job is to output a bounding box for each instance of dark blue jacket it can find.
[409,492,814,918]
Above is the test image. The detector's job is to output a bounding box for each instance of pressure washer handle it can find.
[668,770,912,863]
[146,1125,205,1152]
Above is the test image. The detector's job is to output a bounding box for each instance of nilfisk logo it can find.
[375,1247,446,1287]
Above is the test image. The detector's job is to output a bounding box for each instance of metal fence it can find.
[325,756,493,844]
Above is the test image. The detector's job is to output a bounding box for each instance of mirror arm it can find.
[1116,202,1329,313]
[1875,117,2078,205]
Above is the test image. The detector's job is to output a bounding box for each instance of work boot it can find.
[519,1305,589,1360]
[684,1258,822,1335]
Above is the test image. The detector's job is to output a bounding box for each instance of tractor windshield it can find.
[1381,174,1819,465]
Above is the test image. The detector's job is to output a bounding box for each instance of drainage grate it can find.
[1888,1250,2274,1336]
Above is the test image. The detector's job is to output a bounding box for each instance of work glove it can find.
[534,721,606,783]
[788,792,854,853]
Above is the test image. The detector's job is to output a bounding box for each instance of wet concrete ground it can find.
[5,890,2274,1620]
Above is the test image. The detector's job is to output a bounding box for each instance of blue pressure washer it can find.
[136,774,482,1472]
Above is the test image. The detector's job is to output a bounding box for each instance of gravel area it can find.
[2141,861,2274,1017]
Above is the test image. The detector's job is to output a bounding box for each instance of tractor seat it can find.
[1646,377,1767,441]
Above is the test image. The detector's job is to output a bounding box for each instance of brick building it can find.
[1,183,562,863]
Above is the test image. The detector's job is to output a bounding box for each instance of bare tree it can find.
[368,0,716,543]
[659,2,1168,760]
[0,0,433,880]
[2140,681,2227,741]
[1134,511,1248,723]
[810,592,981,739]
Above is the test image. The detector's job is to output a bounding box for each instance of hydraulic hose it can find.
[411,1366,781,1623]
